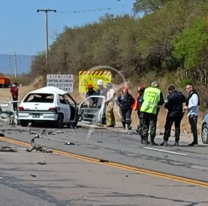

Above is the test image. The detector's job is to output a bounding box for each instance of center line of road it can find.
[143,147,187,156]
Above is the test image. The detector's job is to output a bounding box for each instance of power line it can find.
[57,0,133,14]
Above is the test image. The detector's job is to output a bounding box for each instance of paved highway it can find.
[0,123,208,205]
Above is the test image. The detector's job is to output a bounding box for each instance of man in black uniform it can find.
[160,85,186,146]
[116,87,135,130]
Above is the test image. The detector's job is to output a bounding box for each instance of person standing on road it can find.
[160,85,186,146]
[140,81,164,145]
[10,82,19,111]
[116,87,134,130]
[183,84,200,146]
[105,83,115,127]
[132,85,145,138]
[96,79,108,125]
[86,84,97,107]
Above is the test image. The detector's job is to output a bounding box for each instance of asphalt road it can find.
[0,122,208,182]
[0,140,208,206]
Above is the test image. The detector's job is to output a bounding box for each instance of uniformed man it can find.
[160,85,186,146]
[86,84,96,107]
[105,83,115,127]
[116,87,135,130]
[140,81,164,145]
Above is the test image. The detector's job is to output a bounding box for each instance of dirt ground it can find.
[0,80,203,134]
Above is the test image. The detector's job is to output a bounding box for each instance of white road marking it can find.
[143,147,187,156]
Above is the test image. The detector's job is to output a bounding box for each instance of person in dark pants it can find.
[10,82,19,111]
[132,85,145,139]
[86,84,97,107]
[116,87,134,130]
[183,84,200,146]
[160,86,186,146]
[140,81,164,145]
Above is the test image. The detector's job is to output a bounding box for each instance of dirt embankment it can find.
[0,77,203,135]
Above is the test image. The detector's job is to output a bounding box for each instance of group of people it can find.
[86,80,200,147]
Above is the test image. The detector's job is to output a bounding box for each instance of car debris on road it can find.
[0,146,17,152]
[26,135,53,153]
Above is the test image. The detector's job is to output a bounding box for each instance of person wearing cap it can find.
[95,79,108,125]
[132,85,145,138]
[140,81,164,145]
[86,84,97,107]
[105,83,115,127]
[10,82,19,111]
[160,85,186,146]
[116,87,135,130]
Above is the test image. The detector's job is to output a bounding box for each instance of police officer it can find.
[132,85,145,137]
[160,85,186,146]
[140,81,164,145]
[116,87,134,130]
[86,84,96,107]
[183,84,200,146]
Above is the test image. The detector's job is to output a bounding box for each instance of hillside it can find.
[21,0,208,133]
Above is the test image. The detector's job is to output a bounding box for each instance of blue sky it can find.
[0,0,135,56]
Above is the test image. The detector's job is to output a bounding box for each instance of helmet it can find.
[122,86,128,93]
[151,81,159,88]
[87,84,93,89]
[97,79,103,86]
[138,85,145,91]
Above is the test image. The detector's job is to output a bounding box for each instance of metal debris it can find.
[0,146,17,152]
[37,161,46,165]
[0,132,4,137]
[30,174,36,177]
[99,159,109,163]
[26,135,53,153]
[65,141,75,145]
[97,141,102,143]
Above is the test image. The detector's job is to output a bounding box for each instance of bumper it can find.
[18,112,58,121]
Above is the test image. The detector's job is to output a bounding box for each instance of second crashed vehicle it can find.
[18,86,79,128]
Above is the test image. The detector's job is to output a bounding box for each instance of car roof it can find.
[28,86,68,95]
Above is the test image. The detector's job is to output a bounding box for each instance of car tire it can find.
[55,114,63,128]
[202,124,208,144]
[20,120,28,127]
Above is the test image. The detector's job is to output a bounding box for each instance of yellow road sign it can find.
[79,71,112,93]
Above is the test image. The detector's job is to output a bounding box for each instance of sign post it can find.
[46,74,74,92]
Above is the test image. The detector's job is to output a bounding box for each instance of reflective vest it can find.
[140,87,161,114]
[132,93,141,110]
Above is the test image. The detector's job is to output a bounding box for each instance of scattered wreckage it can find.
[26,135,53,153]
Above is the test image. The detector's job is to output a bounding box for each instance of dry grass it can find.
[0,76,203,134]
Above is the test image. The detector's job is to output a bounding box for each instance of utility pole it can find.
[37,9,56,64]
[14,52,17,78]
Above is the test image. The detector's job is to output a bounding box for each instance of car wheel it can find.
[55,114,63,128]
[20,120,28,127]
[202,124,208,144]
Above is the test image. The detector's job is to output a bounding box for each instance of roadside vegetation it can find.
[30,0,208,110]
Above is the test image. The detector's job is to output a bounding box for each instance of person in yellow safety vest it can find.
[105,83,116,127]
[140,81,164,145]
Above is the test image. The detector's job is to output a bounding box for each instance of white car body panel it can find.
[18,86,72,123]
[78,95,106,123]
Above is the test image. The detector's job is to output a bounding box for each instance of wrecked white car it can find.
[78,95,106,124]
[18,86,79,128]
